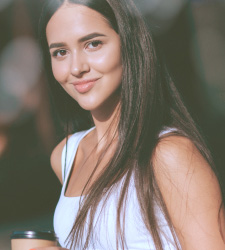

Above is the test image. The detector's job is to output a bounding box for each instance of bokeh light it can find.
[0,36,42,124]
[191,3,225,114]
[0,0,13,11]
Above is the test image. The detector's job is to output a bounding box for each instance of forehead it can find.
[46,4,112,41]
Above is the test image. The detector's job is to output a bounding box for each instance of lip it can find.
[72,78,100,94]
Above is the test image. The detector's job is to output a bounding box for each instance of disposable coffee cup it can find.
[11,231,58,250]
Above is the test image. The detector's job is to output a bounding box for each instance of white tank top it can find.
[53,127,179,249]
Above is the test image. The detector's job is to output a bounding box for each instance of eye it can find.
[86,40,103,50]
[52,49,67,58]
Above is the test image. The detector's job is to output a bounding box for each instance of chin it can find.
[77,101,100,112]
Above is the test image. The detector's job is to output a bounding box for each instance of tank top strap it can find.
[159,127,178,137]
[61,127,95,183]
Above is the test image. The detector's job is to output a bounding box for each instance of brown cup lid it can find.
[10,231,58,241]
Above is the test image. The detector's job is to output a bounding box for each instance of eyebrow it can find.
[49,32,106,49]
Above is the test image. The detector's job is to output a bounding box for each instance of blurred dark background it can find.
[0,0,225,248]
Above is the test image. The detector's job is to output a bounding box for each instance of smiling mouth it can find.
[72,78,100,93]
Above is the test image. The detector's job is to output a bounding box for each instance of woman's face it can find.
[46,4,122,112]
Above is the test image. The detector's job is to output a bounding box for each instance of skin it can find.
[36,4,122,249]
[46,3,122,142]
[47,2,121,200]
[153,136,225,249]
[39,3,225,250]
[29,248,67,250]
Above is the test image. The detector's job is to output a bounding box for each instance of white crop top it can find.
[53,127,179,250]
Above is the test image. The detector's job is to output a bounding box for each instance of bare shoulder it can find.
[153,135,217,187]
[153,135,225,249]
[50,136,71,184]
[154,135,208,170]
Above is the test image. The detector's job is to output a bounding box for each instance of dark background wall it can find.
[0,0,224,248]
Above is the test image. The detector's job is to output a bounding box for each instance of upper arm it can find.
[153,136,225,250]
[50,136,69,184]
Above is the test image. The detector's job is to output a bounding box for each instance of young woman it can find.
[36,0,225,249]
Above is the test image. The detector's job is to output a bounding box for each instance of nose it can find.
[70,51,90,77]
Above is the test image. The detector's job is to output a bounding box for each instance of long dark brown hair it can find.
[39,0,224,249]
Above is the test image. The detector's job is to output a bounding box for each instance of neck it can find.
[91,95,120,148]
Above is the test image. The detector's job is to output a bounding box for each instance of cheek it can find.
[89,44,122,74]
[51,61,69,83]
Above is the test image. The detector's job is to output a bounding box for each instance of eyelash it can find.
[52,49,67,58]
[51,40,103,58]
[85,40,103,50]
